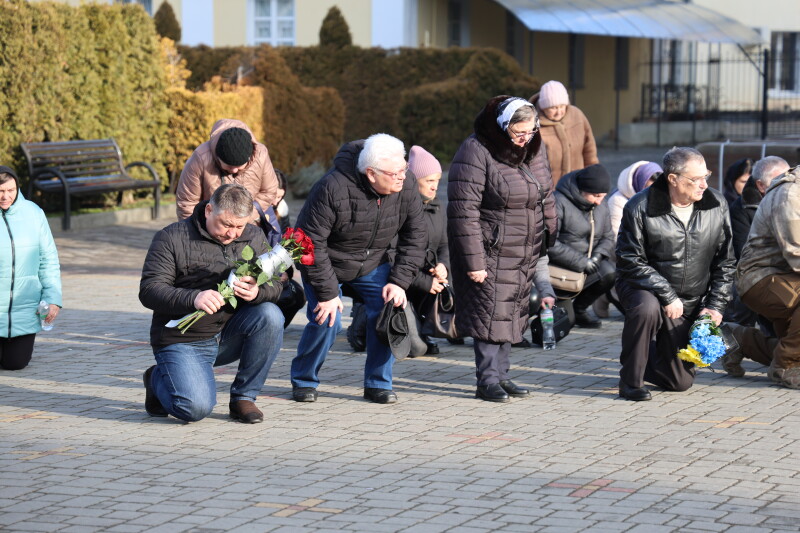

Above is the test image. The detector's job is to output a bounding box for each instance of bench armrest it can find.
[125,161,161,184]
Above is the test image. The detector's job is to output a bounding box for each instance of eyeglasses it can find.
[371,164,409,179]
[677,171,712,185]
[507,123,540,139]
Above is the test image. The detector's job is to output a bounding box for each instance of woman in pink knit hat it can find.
[530,80,599,185]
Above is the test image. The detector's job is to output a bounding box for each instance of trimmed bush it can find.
[319,6,352,49]
[248,45,344,175]
[154,1,181,42]
[0,0,170,191]
[398,48,541,162]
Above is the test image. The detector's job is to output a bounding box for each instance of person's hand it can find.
[541,297,556,310]
[468,270,488,283]
[584,257,599,274]
[663,299,684,320]
[431,262,448,281]
[194,290,226,315]
[44,305,60,324]
[383,283,407,308]
[429,278,445,294]
[313,297,344,327]
[233,275,259,302]
[700,308,723,326]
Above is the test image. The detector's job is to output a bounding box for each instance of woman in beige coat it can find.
[175,118,278,222]
[530,80,598,185]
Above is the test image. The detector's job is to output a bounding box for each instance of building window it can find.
[568,34,585,90]
[770,32,800,92]
[447,0,462,47]
[254,0,295,46]
[115,0,152,15]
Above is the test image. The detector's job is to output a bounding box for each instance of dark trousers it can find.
[474,340,511,386]
[572,259,615,312]
[617,281,696,391]
[0,334,36,371]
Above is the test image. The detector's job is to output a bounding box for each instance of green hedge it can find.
[0,0,170,191]
[398,49,540,162]
[182,43,539,165]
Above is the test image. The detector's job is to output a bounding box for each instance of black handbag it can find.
[419,284,460,339]
[529,303,574,346]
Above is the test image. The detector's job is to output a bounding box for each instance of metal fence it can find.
[638,46,800,143]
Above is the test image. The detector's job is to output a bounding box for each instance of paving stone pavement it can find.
[2,215,799,533]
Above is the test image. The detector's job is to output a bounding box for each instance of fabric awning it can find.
[494,0,763,44]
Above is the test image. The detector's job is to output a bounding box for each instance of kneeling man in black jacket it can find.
[616,147,735,401]
[139,184,284,423]
[290,133,426,404]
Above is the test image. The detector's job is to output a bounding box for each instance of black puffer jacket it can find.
[407,196,449,299]
[616,174,734,314]
[729,176,761,260]
[448,95,557,343]
[296,140,426,301]
[548,170,614,271]
[139,202,280,349]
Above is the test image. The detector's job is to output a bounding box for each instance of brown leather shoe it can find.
[229,400,264,424]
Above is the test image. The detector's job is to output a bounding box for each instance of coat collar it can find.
[646,173,720,217]
[474,95,542,167]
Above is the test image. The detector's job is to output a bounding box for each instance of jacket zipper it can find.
[355,197,382,278]
[2,210,15,336]
[678,210,695,297]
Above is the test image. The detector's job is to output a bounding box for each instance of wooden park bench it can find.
[21,139,161,230]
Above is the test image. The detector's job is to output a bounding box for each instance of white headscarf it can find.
[496,97,534,131]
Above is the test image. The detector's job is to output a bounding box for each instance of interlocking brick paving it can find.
[1,206,799,532]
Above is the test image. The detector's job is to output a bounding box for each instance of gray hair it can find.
[0,172,16,186]
[209,183,253,218]
[662,147,705,177]
[752,156,789,186]
[357,133,406,174]
[509,104,538,127]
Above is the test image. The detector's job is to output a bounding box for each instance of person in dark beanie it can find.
[548,164,615,328]
[176,119,278,223]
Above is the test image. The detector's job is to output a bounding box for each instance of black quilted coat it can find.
[297,140,426,301]
[447,96,557,343]
[615,173,734,314]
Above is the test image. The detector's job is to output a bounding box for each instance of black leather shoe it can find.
[425,340,440,355]
[619,382,652,401]
[229,400,264,424]
[475,383,510,403]
[292,387,318,402]
[511,338,532,348]
[499,379,530,397]
[575,309,602,329]
[143,366,168,417]
[364,388,398,404]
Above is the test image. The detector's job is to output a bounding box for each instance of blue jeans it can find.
[292,262,395,390]
[151,302,284,422]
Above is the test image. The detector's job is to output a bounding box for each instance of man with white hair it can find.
[290,134,426,404]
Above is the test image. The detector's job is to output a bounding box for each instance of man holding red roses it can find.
[291,133,426,404]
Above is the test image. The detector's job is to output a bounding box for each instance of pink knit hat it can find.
[538,80,570,109]
[408,145,441,179]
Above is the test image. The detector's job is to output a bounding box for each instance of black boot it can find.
[575,308,602,328]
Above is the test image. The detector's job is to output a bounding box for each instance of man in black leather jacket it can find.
[616,147,735,401]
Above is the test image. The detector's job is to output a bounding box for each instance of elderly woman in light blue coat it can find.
[0,165,62,370]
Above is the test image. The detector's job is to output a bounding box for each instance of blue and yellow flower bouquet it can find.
[676,314,727,368]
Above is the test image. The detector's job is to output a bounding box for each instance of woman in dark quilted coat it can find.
[448,95,557,403]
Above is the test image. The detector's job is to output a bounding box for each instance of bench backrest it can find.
[21,139,126,181]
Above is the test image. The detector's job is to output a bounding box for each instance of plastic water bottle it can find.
[37,301,53,331]
[540,307,556,350]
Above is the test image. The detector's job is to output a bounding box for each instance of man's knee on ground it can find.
[169,396,215,423]
[0,360,29,371]
[663,376,694,393]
